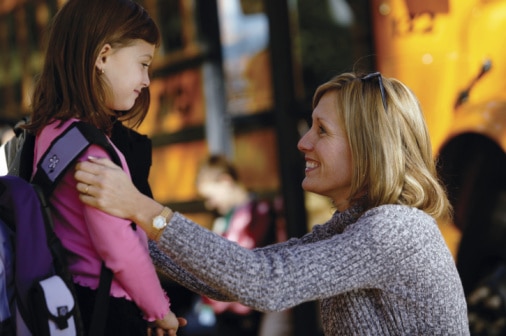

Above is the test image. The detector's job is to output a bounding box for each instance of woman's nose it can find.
[297,131,312,152]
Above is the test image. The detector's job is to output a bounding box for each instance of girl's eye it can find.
[142,63,150,69]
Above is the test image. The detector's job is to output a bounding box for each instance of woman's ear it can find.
[95,43,112,73]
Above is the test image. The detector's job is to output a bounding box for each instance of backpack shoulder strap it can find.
[32,121,122,198]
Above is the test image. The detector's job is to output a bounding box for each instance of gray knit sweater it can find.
[150,204,470,335]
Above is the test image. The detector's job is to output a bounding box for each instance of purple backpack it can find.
[0,121,120,336]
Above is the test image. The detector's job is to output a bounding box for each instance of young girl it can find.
[24,0,181,334]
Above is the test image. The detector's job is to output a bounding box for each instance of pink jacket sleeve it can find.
[79,143,169,321]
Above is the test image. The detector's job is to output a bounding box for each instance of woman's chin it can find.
[301,180,318,195]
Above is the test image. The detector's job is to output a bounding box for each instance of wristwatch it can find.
[152,206,171,240]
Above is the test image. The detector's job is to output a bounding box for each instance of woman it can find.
[25,0,181,334]
[74,72,469,335]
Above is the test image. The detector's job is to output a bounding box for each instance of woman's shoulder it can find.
[356,204,438,238]
[362,204,433,222]
[346,205,444,257]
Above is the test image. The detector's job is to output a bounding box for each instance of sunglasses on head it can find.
[361,72,387,113]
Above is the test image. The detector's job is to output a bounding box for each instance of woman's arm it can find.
[75,157,399,313]
[149,240,232,302]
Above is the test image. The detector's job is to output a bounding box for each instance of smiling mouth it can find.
[305,161,319,171]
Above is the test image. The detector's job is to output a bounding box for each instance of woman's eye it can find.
[318,125,326,134]
[142,63,150,69]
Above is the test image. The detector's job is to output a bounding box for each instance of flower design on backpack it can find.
[48,154,60,173]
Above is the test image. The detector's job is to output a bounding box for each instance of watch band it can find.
[153,227,165,241]
[159,206,171,221]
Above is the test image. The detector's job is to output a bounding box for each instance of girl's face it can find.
[96,39,155,111]
[297,91,353,211]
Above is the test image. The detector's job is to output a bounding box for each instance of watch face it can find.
[153,216,166,229]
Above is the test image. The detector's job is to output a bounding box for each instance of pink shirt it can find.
[32,118,169,321]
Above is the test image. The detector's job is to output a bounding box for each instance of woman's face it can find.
[98,39,155,111]
[297,91,353,211]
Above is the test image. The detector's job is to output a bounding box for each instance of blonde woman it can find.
[74,72,469,335]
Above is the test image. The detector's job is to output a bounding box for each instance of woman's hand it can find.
[75,157,141,219]
[75,156,170,239]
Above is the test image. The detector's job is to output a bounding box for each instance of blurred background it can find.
[2,0,506,334]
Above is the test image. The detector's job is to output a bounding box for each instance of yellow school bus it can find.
[371,0,506,329]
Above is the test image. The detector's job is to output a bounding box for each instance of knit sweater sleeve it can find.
[155,208,415,312]
[149,240,230,301]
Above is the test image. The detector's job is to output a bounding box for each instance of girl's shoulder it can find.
[38,118,79,140]
[35,118,80,164]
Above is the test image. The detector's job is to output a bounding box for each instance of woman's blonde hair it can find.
[313,72,452,220]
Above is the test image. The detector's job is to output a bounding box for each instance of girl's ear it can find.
[95,43,112,72]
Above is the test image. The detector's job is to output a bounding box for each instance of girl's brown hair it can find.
[313,72,452,221]
[27,0,160,134]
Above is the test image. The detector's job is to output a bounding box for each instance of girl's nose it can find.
[143,73,150,88]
